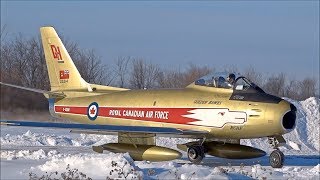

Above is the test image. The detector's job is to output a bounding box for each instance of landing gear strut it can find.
[187,145,205,164]
[268,137,285,168]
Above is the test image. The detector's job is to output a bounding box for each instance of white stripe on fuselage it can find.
[183,109,247,128]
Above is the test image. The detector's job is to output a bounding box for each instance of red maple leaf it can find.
[90,107,96,115]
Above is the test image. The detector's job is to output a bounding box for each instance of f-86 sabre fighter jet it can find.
[0,27,297,168]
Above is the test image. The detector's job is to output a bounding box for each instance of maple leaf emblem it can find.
[90,107,96,115]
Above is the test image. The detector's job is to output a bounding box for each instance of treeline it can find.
[0,33,318,110]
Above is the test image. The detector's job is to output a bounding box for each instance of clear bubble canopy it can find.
[194,72,264,92]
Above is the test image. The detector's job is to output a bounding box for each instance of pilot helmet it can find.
[227,73,236,81]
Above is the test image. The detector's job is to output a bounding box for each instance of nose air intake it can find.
[282,104,297,130]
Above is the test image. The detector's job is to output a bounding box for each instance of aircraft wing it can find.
[0,120,208,138]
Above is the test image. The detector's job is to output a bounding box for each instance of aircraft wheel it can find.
[187,145,205,164]
[269,149,284,168]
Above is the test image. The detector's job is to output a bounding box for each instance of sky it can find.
[1,1,319,80]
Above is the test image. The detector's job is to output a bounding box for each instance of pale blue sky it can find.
[1,1,319,80]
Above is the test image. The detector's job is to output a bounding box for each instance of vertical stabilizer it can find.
[40,26,88,91]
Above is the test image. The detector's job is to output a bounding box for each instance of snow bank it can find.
[1,149,59,160]
[0,130,117,147]
[30,152,142,179]
[27,153,320,179]
[281,97,319,153]
[300,97,320,151]
[310,164,320,173]
[153,163,231,179]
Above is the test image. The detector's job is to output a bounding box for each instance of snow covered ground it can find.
[1,97,319,179]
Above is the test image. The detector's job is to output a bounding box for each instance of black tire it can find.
[187,145,205,164]
[269,150,284,168]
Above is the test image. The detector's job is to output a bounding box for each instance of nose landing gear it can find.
[269,149,284,168]
[268,136,286,168]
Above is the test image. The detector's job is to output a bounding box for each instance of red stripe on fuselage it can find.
[54,106,198,125]
[100,107,197,124]
[54,106,87,115]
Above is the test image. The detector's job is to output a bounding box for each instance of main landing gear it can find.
[268,137,285,168]
[187,138,206,164]
[187,145,205,164]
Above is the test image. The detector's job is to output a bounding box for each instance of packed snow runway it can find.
[1,98,319,179]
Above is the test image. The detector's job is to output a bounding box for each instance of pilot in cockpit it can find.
[195,72,237,89]
[217,76,226,88]
[227,73,236,88]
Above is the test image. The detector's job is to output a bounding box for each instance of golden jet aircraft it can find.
[0,27,297,168]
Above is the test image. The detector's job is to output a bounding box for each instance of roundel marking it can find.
[87,102,99,121]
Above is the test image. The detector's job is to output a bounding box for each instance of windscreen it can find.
[234,77,265,93]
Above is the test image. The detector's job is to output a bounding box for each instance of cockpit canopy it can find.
[194,72,264,93]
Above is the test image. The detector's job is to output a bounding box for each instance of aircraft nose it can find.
[282,103,297,131]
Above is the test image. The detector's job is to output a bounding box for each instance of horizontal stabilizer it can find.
[0,120,208,138]
[0,82,65,98]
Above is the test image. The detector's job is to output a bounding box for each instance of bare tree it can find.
[1,33,114,110]
[183,64,212,87]
[60,36,81,60]
[222,64,238,73]
[10,34,29,86]
[129,58,161,89]
[0,24,8,42]
[243,66,264,86]
[285,79,300,100]
[299,77,317,100]
[1,40,14,82]
[60,35,111,84]
[74,49,114,85]
[145,63,161,89]
[157,70,184,88]
[157,64,212,88]
[1,35,49,110]
[114,56,130,88]
[23,37,49,89]
[263,73,286,97]
[33,36,50,90]
[60,37,115,85]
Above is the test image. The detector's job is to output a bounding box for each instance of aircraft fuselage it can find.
[51,86,295,139]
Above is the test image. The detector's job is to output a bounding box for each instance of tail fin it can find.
[40,27,89,91]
